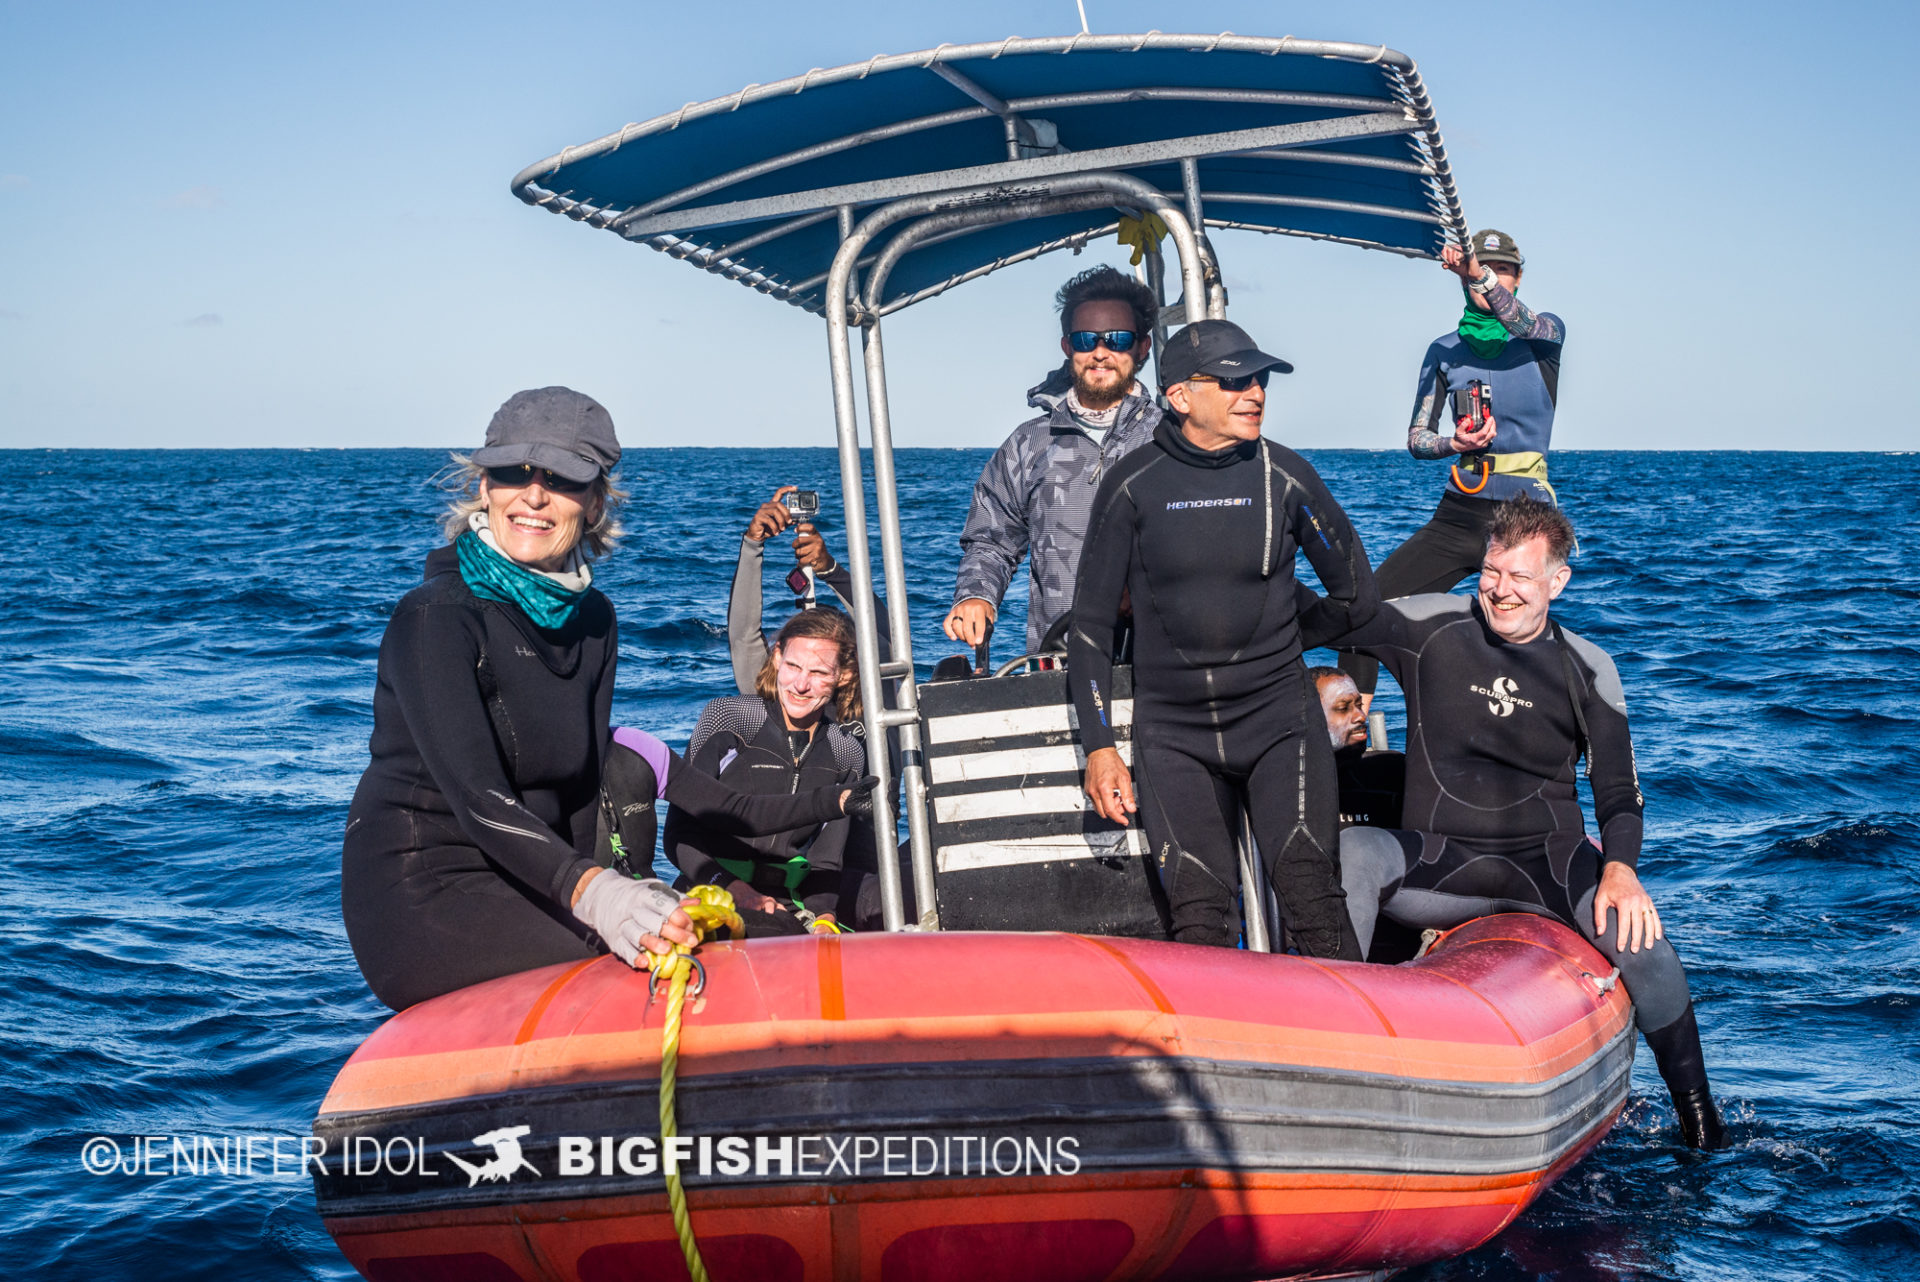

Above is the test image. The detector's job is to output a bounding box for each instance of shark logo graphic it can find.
[444,1125,541,1187]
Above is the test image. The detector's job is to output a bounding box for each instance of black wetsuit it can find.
[1335,747,1404,830]
[1068,421,1378,958]
[342,548,849,1010]
[1334,594,1711,1094]
[658,697,870,926]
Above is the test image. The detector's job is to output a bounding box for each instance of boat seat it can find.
[917,665,1162,937]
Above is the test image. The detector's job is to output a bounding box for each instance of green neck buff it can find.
[455,527,591,629]
[1457,289,1511,360]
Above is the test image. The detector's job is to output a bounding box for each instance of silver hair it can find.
[438,454,627,559]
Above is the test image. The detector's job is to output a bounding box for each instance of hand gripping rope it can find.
[642,884,744,1282]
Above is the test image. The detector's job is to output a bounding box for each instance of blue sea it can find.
[5,448,1917,1280]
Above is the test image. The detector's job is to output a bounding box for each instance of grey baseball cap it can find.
[472,387,621,483]
[1157,319,1294,389]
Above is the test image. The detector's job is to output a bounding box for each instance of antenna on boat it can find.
[1075,0,1090,34]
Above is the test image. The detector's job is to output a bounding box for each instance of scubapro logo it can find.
[1470,676,1534,717]
[445,1125,541,1187]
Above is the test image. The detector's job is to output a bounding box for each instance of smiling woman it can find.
[339,387,870,1011]
[649,607,880,938]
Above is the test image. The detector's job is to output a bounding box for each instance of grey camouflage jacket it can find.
[953,368,1162,653]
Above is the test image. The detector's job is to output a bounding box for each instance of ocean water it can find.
[4,447,1916,1280]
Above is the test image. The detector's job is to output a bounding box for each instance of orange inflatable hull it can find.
[313,915,1632,1281]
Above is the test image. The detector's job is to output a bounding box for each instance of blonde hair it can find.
[439,453,626,559]
[755,608,862,724]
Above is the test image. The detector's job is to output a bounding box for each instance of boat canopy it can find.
[511,33,1468,317]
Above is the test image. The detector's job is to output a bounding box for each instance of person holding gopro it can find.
[945,265,1164,657]
[616,487,898,936]
[1338,228,1566,710]
[1069,320,1379,959]
[728,485,889,696]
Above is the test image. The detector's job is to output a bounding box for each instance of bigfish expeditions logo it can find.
[1470,676,1534,717]
[445,1125,540,1186]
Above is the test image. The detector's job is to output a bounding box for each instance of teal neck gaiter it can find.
[1458,287,1511,359]
[455,523,591,630]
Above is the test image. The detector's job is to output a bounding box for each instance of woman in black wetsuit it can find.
[341,388,869,1010]
[656,608,873,936]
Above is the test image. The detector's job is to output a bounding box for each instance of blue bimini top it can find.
[509,34,1472,319]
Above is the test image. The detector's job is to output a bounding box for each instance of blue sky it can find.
[2,0,1912,450]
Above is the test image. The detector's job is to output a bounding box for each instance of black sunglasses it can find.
[1187,369,1270,394]
[1066,330,1139,354]
[485,464,594,495]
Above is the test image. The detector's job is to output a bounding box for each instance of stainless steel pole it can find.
[821,173,1211,932]
[857,319,941,928]
[822,224,910,932]
[1237,811,1272,953]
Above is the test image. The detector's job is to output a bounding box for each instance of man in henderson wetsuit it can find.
[945,265,1164,656]
[1333,497,1729,1148]
[1069,320,1378,959]
[1339,228,1564,709]
[1310,665,1405,831]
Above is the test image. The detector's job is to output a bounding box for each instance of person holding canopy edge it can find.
[1339,228,1565,710]
[1068,320,1380,959]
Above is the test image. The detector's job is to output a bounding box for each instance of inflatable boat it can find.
[312,34,1640,1282]
[314,914,1630,1281]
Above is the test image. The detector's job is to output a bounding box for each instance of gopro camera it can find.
[1450,381,1493,434]
[787,490,821,519]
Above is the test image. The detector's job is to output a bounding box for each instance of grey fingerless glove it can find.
[573,873,684,966]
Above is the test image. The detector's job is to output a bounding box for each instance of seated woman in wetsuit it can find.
[340,388,871,1010]
[649,607,874,935]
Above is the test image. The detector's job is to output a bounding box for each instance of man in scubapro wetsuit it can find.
[1340,228,1564,709]
[1070,320,1378,959]
[1334,497,1730,1148]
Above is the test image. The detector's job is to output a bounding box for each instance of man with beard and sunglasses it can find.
[1070,321,1379,959]
[944,265,1164,658]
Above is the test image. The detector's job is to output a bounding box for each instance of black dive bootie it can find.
[1671,1085,1730,1150]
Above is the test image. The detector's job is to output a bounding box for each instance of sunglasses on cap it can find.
[1066,330,1139,354]
[1186,369,1270,394]
[485,464,594,495]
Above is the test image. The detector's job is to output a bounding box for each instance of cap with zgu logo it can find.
[1470,229,1523,267]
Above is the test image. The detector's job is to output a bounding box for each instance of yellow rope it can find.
[642,885,742,1282]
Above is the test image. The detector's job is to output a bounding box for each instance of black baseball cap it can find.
[472,387,621,483]
[1470,228,1523,267]
[1157,320,1294,389]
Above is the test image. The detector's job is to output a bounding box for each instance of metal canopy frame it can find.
[511,32,1474,938]
[823,173,1211,931]
[511,33,1469,316]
